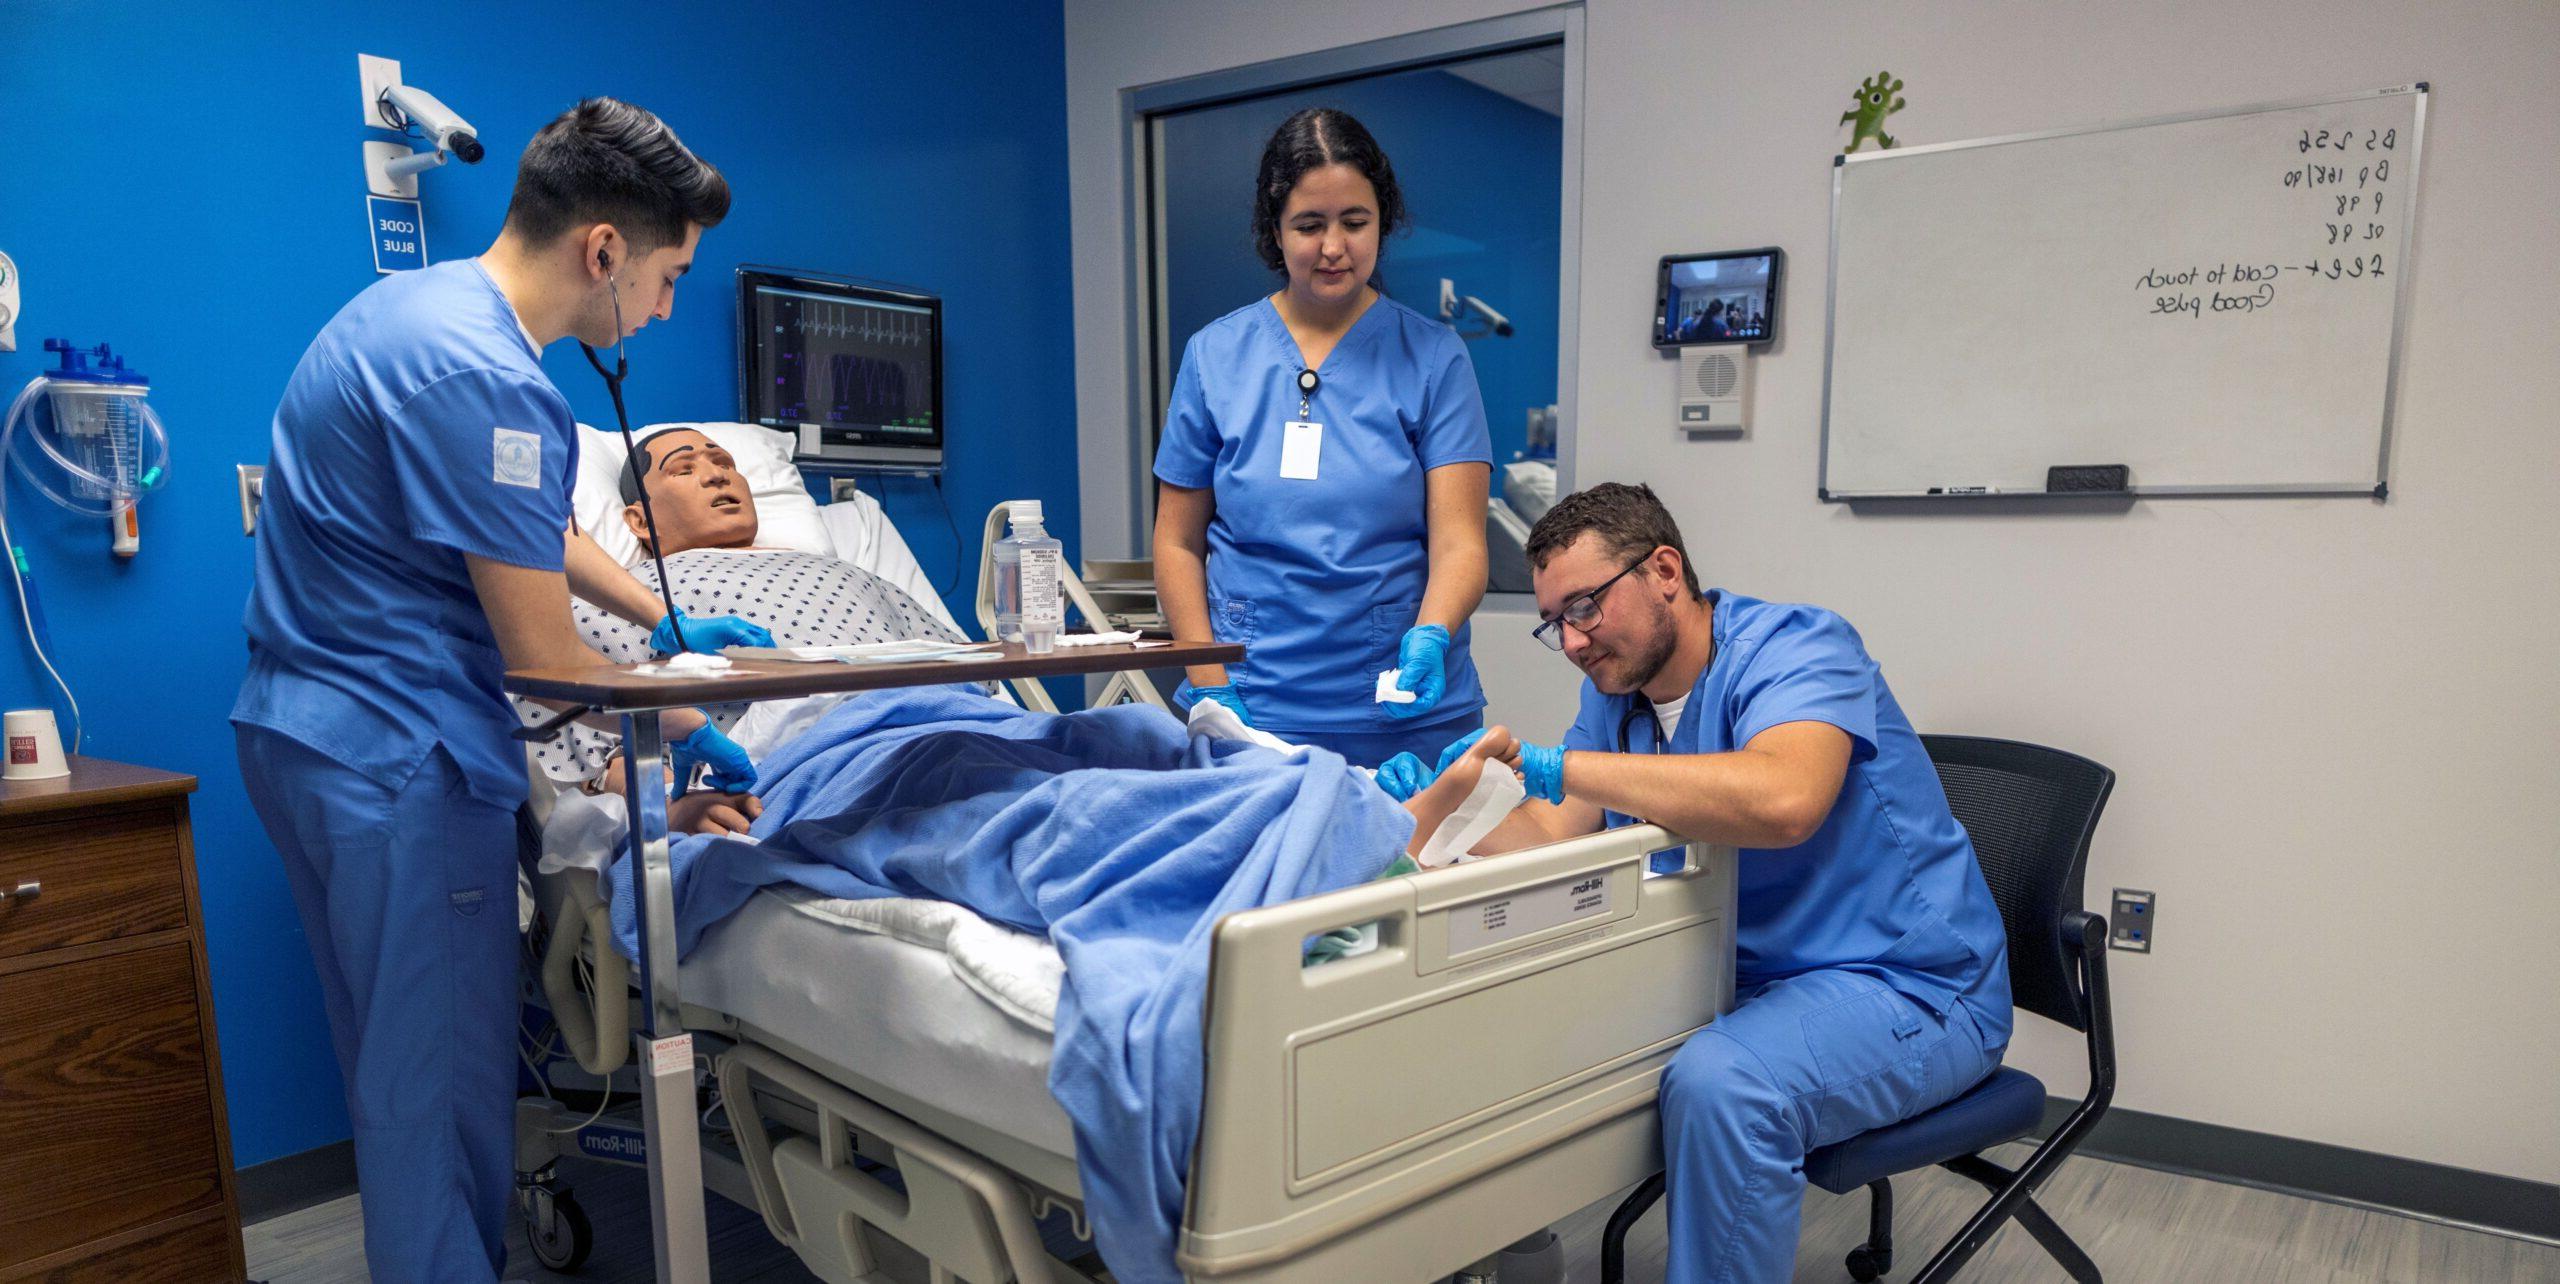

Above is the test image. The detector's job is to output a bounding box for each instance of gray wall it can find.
[1067,0,2560,1184]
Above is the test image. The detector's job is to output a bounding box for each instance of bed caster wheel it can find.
[1845,1244,1891,1281]
[525,1184,594,1273]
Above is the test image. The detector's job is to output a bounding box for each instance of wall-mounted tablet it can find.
[1654,248,1783,350]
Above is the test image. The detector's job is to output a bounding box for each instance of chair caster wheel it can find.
[1846,1244,1892,1281]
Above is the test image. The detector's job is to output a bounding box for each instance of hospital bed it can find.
[509,425,1740,1283]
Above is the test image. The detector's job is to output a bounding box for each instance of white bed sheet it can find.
[681,884,1077,1159]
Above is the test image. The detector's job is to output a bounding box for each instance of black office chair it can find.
[1600,734,2117,1283]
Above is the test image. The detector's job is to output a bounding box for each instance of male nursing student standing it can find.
[231,99,768,1282]
[1152,107,1494,766]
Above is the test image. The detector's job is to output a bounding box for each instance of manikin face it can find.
[1532,533,1684,696]
[1274,163,1380,312]
[622,429,758,556]
[578,223,703,347]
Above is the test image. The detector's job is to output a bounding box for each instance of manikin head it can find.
[620,428,759,556]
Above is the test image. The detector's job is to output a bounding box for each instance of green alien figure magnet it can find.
[1841,71,1906,153]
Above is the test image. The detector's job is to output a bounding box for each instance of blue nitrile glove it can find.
[1373,752,1435,801]
[1387,624,1452,719]
[1191,684,1251,724]
[1434,727,1490,776]
[651,610,775,657]
[1516,740,1567,805]
[671,718,756,797]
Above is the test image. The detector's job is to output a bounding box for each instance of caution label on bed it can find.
[646,1033,694,1078]
[1449,872,1614,954]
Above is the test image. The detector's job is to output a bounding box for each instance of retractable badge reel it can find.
[1281,368,1323,481]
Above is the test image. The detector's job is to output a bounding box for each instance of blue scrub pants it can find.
[1658,969,2002,1282]
[1280,714,1483,770]
[237,727,519,1284]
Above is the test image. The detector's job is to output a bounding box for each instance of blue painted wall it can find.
[0,0,1074,1167]
[1158,68,1563,464]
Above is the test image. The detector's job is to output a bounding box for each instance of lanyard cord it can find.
[580,281,689,654]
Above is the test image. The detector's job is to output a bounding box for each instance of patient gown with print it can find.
[604,686,1414,1284]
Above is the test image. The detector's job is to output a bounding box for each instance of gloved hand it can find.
[671,718,756,797]
[1515,739,1567,806]
[1373,752,1435,801]
[1191,684,1251,724]
[1434,727,1490,775]
[1387,624,1451,720]
[651,610,775,657]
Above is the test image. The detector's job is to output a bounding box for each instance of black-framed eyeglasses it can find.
[1530,552,1656,652]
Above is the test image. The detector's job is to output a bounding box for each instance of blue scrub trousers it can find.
[238,726,520,1284]
[1659,969,2002,1282]
[1281,714,1483,770]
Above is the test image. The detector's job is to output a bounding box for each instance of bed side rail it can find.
[1182,825,1738,1278]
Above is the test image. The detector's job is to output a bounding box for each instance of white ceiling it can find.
[1440,45,1563,118]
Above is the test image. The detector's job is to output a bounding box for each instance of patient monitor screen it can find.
[739,269,943,459]
[1654,249,1782,349]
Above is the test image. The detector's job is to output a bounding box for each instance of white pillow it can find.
[572,422,833,564]
[818,491,962,635]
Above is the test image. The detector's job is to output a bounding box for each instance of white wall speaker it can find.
[1676,347,1753,434]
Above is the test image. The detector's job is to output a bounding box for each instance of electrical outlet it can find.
[2109,888,2154,952]
[358,53,402,129]
[237,464,265,536]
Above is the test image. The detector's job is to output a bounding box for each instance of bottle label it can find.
[1021,547,1063,627]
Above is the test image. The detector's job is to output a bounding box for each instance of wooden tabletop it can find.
[502,638,1242,712]
[0,756,197,819]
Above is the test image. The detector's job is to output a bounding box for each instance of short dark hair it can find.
[503,98,729,252]
[618,426,696,504]
[1524,482,1703,597]
[1251,108,1406,278]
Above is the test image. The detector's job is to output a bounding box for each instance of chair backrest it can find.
[1920,735,2116,1033]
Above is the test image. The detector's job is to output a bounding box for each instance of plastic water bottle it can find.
[993,499,1064,654]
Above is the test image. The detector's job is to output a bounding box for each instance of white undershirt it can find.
[1650,691,1691,746]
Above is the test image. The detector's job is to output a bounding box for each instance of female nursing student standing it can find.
[1152,108,1494,766]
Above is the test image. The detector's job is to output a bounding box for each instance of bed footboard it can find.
[1182,825,1736,1281]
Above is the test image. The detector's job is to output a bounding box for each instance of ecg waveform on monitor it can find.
[761,292,934,429]
[826,354,911,423]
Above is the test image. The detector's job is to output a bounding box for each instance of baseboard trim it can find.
[240,1105,2559,1245]
[2038,1098,2559,1245]
[237,1139,357,1225]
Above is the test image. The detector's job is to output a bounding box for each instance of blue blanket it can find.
[603,687,1413,1284]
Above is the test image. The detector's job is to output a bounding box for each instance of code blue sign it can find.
[368,196,427,273]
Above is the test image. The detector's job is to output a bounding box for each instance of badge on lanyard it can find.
[1281,367,1322,481]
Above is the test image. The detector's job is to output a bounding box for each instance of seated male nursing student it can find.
[1457,482,2013,1284]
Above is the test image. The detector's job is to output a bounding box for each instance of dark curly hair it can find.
[503,97,729,253]
[1251,108,1405,279]
[1525,482,1704,598]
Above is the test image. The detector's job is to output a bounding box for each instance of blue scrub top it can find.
[233,259,578,808]
[1564,590,2013,1041]
[1153,295,1491,735]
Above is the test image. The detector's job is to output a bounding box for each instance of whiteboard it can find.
[1819,85,2425,499]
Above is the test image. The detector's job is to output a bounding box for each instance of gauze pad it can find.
[1414,758,1526,869]
[1375,668,1417,704]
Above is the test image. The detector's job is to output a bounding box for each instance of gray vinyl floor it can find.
[244,1139,2560,1283]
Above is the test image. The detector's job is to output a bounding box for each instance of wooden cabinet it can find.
[0,759,243,1283]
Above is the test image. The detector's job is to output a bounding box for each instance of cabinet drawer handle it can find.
[2,881,38,904]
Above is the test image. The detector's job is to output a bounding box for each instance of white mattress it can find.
[679,885,1078,1158]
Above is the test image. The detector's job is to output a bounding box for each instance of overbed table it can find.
[503,639,1242,1284]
